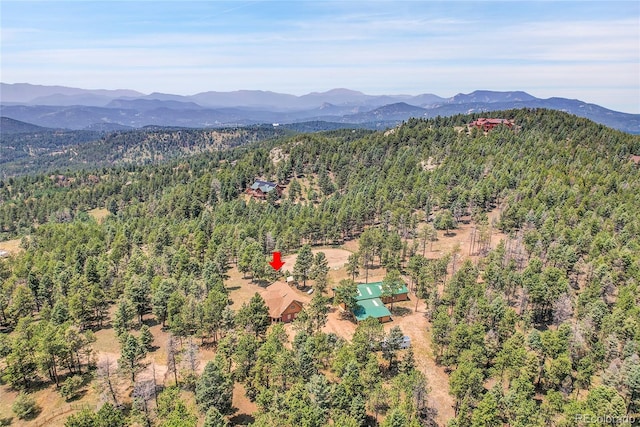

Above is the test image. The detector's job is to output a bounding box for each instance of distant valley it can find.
[2,83,638,134]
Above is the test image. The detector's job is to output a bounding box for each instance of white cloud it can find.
[2,3,638,112]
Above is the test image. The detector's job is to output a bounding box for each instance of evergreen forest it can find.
[0,108,639,427]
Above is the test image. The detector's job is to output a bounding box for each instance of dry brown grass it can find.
[0,372,99,427]
[282,248,352,272]
[87,208,110,224]
[0,238,23,256]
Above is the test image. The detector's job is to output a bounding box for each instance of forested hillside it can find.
[0,109,639,426]
[0,125,292,178]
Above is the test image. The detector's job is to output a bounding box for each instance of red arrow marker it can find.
[269,252,285,271]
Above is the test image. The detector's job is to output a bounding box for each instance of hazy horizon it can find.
[2,1,639,113]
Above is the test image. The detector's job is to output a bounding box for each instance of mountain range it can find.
[1,83,638,134]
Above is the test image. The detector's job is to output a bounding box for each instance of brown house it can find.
[246,180,284,200]
[260,281,304,323]
[470,118,514,132]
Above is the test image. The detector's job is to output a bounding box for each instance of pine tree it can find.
[152,279,175,327]
[381,408,409,427]
[195,361,233,414]
[310,252,329,293]
[162,400,198,427]
[382,269,403,311]
[293,244,314,287]
[346,252,360,281]
[237,293,270,337]
[203,407,229,427]
[306,293,329,333]
[139,325,154,351]
[4,320,38,389]
[12,392,40,420]
[352,317,384,364]
[126,277,151,325]
[307,374,331,411]
[449,359,484,414]
[112,299,134,337]
[94,403,125,426]
[399,347,416,374]
[60,375,83,401]
[51,298,70,325]
[8,286,36,324]
[349,393,367,427]
[470,391,501,427]
[334,279,358,312]
[119,333,146,382]
[382,326,405,370]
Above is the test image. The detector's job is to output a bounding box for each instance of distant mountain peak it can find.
[449,90,537,104]
[1,116,54,134]
[1,84,637,133]
[317,88,365,96]
[374,101,424,111]
[0,82,144,104]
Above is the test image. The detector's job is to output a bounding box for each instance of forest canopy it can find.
[0,109,639,426]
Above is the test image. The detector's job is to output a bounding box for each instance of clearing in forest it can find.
[0,238,23,256]
[281,248,352,271]
[87,208,110,223]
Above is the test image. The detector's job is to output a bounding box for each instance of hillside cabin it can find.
[356,282,409,304]
[260,281,304,323]
[470,118,514,132]
[246,180,284,200]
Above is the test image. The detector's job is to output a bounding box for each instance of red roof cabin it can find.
[471,118,514,132]
[246,180,284,200]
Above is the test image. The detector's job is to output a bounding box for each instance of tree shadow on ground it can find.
[229,413,255,425]
[419,407,440,427]
[63,388,88,403]
[253,280,271,288]
[391,306,413,317]
[142,317,159,328]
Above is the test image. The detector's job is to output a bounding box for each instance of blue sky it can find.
[1,1,639,113]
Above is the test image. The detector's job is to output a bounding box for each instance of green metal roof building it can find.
[349,281,409,322]
[355,282,409,302]
[353,297,392,323]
